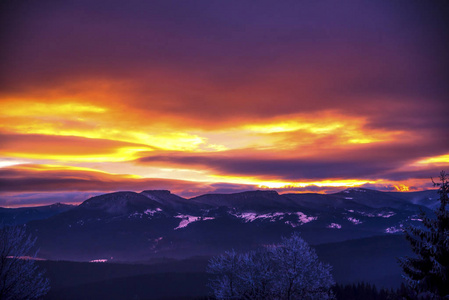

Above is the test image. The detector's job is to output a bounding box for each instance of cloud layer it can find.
[1,0,448,205]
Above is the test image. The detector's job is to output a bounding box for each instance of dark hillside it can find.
[315,234,412,288]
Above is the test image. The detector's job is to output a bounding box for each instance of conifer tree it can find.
[398,171,449,299]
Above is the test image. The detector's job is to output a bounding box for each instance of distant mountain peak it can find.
[141,190,172,195]
[80,191,138,205]
[79,191,161,214]
[49,202,72,208]
[233,190,279,196]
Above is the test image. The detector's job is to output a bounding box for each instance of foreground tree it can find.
[268,234,335,299]
[398,171,449,299]
[208,233,335,299]
[0,225,50,300]
[208,249,242,299]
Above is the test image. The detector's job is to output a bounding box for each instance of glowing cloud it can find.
[1,0,448,206]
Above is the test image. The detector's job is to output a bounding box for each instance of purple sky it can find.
[1,0,448,206]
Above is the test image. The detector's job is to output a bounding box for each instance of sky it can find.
[1,0,448,206]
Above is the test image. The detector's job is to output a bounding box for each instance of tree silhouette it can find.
[398,171,449,299]
[208,233,334,299]
[0,225,50,300]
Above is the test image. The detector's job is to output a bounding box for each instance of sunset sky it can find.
[1,0,448,206]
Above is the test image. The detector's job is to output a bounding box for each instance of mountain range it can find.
[12,188,437,262]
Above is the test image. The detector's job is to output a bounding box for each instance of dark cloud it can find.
[1,0,448,125]
[137,134,449,181]
[0,164,210,194]
[1,0,448,202]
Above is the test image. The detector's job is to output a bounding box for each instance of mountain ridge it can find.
[0,202,75,227]
[19,187,439,262]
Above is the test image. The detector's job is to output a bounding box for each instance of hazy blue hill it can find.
[315,234,412,288]
[385,189,439,209]
[330,188,418,210]
[0,203,74,227]
[283,192,373,212]
[190,190,296,212]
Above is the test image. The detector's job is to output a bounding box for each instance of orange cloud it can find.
[0,89,410,157]
[1,0,447,204]
[0,164,211,194]
[0,133,154,162]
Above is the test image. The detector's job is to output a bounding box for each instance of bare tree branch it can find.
[0,225,50,300]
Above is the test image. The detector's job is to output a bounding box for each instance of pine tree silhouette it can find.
[398,171,449,298]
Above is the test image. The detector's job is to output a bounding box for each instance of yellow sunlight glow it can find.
[1,101,107,116]
[415,154,449,165]
[0,159,29,168]
[3,147,153,163]
[209,174,376,189]
[1,99,206,153]
[2,123,205,153]
[244,120,343,134]
[242,116,402,146]
[11,163,143,179]
[393,184,410,192]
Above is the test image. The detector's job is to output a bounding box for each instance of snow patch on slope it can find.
[346,217,362,225]
[327,223,342,229]
[174,215,214,230]
[295,212,316,224]
[285,212,317,227]
[128,212,143,219]
[345,210,396,218]
[144,208,162,216]
[231,212,286,223]
[386,224,403,233]
[409,215,423,221]
[90,259,108,263]
[128,208,162,219]
[230,211,316,227]
[357,211,396,218]
[379,212,396,218]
